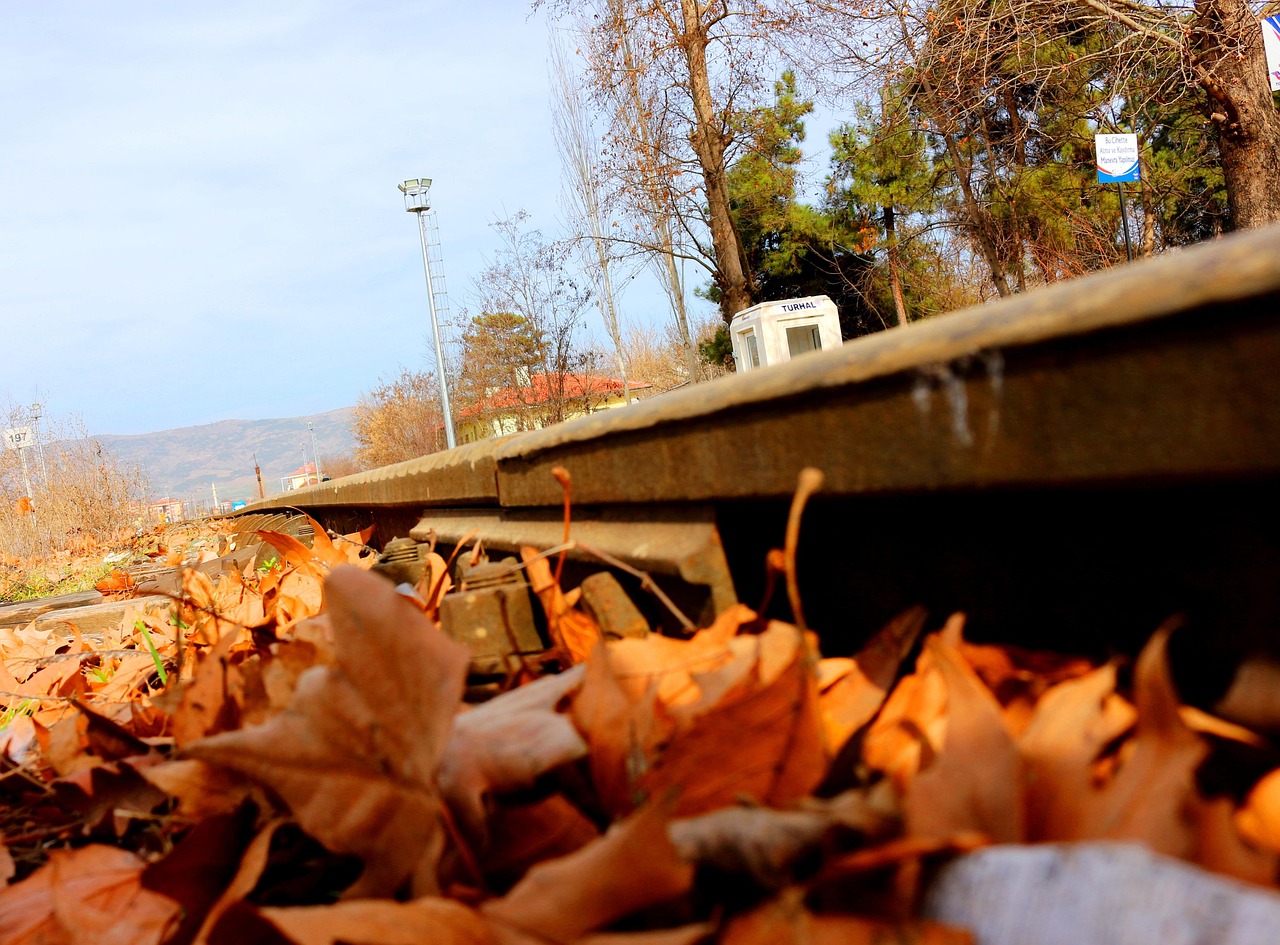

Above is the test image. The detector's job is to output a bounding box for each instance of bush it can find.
[0,411,148,563]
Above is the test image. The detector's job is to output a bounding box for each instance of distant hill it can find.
[97,407,358,506]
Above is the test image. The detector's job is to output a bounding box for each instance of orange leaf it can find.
[481,800,693,943]
[521,547,600,664]
[905,633,1024,844]
[0,845,180,945]
[188,567,471,897]
[1018,663,1136,841]
[1075,625,1208,857]
[721,889,972,945]
[637,638,826,817]
[438,666,588,842]
[257,897,494,945]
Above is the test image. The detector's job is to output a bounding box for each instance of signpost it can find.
[1095,133,1140,262]
[3,426,36,509]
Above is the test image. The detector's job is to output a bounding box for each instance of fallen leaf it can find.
[257,897,494,945]
[905,633,1024,844]
[188,566,471,897]
[0,845,180,945]
[720,888,971,945]
[1194,796,1279,886]
[820,607,926,752]
[482,800,693,943]
[1018,663,1136,841]
[637,641,826,817]
[570,640,672,818]
[437,666,588,842]
[522,547,601,665]
[1075,624,1208,857]
[139,759,253,820]
[475,795,600,890]
[1237,767,1280,853]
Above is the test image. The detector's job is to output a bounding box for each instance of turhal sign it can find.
[1095,134,1140,184]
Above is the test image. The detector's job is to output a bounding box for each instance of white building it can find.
[729,295,842,372]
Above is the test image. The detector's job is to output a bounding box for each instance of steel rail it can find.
[233,224,1280,668]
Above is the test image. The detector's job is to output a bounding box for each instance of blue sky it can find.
[0,1,731,436]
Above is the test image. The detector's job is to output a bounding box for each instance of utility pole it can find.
[308,420,323,481]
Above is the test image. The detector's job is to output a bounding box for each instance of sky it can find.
[0,1,732,437]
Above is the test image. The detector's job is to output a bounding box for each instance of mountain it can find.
[97,407,358,505]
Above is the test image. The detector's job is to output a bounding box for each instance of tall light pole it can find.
[308,419,323,481]
[398,178,456,450]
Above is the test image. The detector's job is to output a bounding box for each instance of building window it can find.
[786,324,822,358]
[743,330,761,369]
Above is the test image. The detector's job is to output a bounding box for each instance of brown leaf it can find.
[576,926,713,945]
[819,608,925,755]
[1237,767,1280,853]
[905,633,1024,844]
[637,639,826,818]
[257,897,495,945]
[476,796,600,890]
[139,759,253,820]
[171,628,243,747]
[720,889,971,945]
[0,845,180,945]
[600,603,752,707]
[1194,796,1280,886]
[1075,624,1208,857]
[521,547,601,665]
[571,640,672,818]
[193,818,287,945]
[188,566,471,897]
[482,800,693,943]
[437,666,588,842]
[1018,663,1136,841]
[299,513,349,570]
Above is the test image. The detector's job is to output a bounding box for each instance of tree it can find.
[722,70,880,335]
[351,369,445,468]
[550,35,632,402]
[469,212,596,424]
[539,0,806,323]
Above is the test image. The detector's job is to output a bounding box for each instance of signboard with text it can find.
[1095,134,1140,184]
[3,427,32,451]
[1265,16,1280,92]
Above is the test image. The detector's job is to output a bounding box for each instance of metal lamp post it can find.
[398,178,456,450]
[308,419,323,481]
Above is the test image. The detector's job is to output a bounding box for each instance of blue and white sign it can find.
[1095,133,1140,184]
[1264,16,1280,92]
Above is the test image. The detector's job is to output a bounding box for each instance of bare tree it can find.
[549,35,632,403]
[539,0,804,324]
[351,369,445,467]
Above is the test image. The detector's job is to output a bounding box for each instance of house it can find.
[280,462,319,492]
[456,373,651,444]
[146,497,185,524]
[729,295,842,372]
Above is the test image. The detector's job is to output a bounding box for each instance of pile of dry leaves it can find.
[2,490,1280,945]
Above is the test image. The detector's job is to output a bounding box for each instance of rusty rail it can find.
[233,225,1280,683]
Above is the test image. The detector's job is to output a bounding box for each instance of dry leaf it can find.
[721,889,971,945]
[0,845,180,945]
[258,897,495,945]
[905,634,1024,844]
[571,640,672,818]
[1237,767,1280,853]
[438,666,588,841]
[637,642,826,817]
[188,566,470,897]
[1075,625,1208,857]
[521,547,601,664]
[820,608,925,753]
[482,800,693,943]
[1018,663,1136,841]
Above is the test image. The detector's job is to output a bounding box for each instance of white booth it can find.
[729,295,842,372]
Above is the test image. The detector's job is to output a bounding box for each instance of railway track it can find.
[232,224,1280,698]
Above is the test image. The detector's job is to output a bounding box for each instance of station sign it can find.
[1095,134,1140,184]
